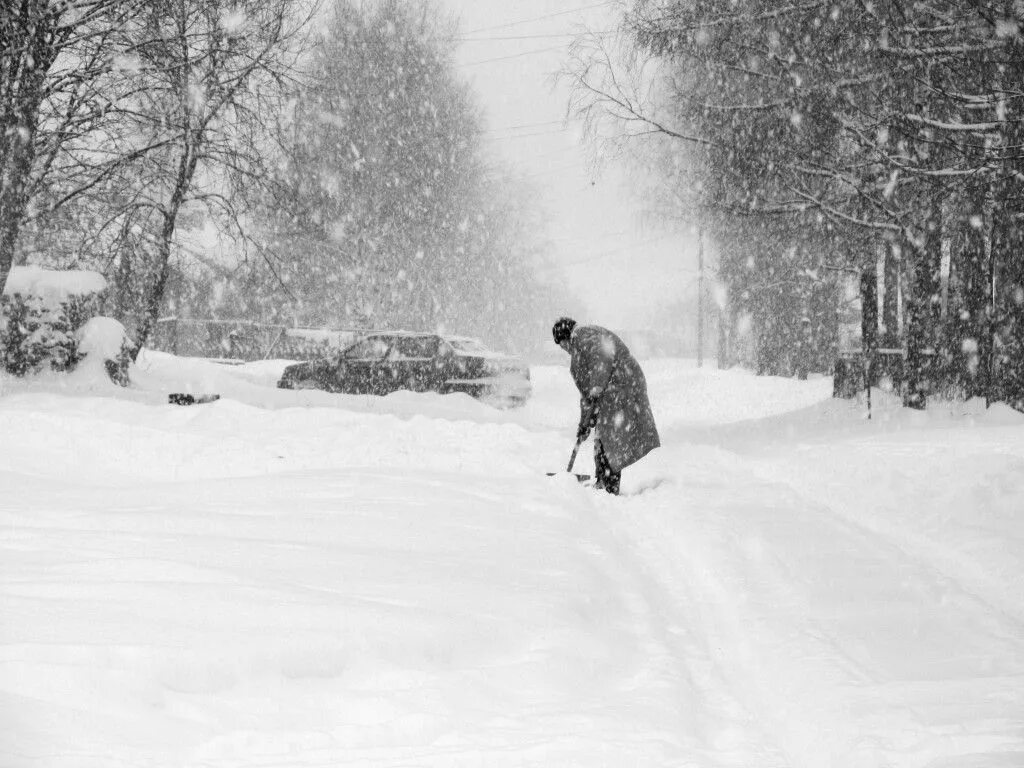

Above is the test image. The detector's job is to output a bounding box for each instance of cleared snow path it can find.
[2,356,1023,767]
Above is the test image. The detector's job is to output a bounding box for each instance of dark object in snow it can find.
[276,332,531,408]
[546,434,592,482]
[168,393,221,406]
[553,319,660,494]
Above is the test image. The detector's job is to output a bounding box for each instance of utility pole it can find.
[697,223,705,368]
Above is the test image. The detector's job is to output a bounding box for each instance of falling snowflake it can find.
[221,9,247,35]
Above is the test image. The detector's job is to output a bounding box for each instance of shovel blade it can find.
[546,472,592,483]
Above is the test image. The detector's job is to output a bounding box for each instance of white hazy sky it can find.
[443,0,700,330]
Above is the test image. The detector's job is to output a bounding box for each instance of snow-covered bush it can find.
[0,266,129,383]
[74,317,133,387]
[1,294,74,375]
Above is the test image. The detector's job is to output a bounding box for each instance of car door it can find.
[337,336,391,394]
[433,338,463,394]
[418,336,447,391]
[374,335,430,393]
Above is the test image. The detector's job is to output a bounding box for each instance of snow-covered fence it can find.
[0,266,129,381]
[151,318,364,362]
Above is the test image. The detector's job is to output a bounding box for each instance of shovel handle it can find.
[567,436,584,473]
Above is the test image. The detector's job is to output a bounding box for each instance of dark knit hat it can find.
[552,317,577,345]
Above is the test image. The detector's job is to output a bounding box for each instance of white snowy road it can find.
[2,355,1023,767]
[609,442,1024,767]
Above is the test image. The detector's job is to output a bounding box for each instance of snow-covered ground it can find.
[2,353,1022,767]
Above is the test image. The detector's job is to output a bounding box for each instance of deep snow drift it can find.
[1,354,1022,768]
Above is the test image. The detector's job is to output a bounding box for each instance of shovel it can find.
[546,436,592,482]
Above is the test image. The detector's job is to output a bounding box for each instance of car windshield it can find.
[447,338,489,354]
[388,336,438,359]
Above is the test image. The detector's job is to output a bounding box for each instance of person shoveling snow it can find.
[551,317,660,495]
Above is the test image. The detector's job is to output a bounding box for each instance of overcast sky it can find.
[443,0,700,330]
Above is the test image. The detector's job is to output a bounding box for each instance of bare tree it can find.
[0,0,141,292]
[94,0,318,356]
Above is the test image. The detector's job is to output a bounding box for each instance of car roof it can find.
[359,331,489,345]
[363,331,440,339]
[342,331,495,352]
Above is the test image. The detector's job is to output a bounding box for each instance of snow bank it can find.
[643,358,833,427]
[76,316,128,361]
[67,316,131,388]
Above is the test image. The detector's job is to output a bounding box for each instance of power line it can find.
[483,118,573,134]
[525,143,597,162]
[536,233,689,273]
[462,45,566,67]
[486,127,576,141]
[461,1,616,35]
[457,30,616,42]
[520,160,592,179]
[555,229,632,243]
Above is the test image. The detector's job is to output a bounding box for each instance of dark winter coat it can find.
[568,325,660,473]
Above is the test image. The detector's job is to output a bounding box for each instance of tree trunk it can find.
[0,18,52,296]
[881,242,901,350]
[903,208,943,409]
[858,264,878,391]
[982,171,997,406]
[955,167,993,401]
[0,152,30,292]
[860,266,879,356]
[130,132,201,359]
[131,217,176,359]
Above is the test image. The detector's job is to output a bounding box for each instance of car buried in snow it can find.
[276,332,531,408]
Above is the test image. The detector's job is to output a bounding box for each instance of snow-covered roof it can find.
[4,266,107,305]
